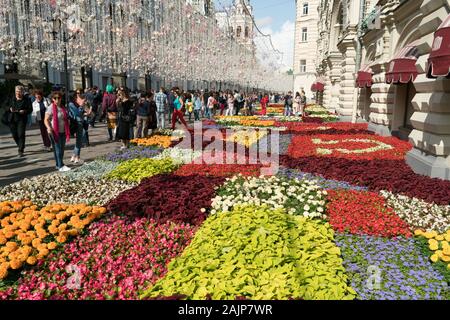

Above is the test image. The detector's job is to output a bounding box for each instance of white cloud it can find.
[256,16,273,27]
[254,20,295,72]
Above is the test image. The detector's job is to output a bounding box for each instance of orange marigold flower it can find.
[26,256,37,265]
[9,259,23,270]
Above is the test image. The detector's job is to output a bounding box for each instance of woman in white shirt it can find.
[32,90,52,151]
[225,93,234,116]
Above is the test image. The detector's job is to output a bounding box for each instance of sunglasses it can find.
[53,96,62,100]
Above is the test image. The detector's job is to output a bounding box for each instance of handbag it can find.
[1,109,13,127]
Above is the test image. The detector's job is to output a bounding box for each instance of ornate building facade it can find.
[186,0,214,17]
[215,0,255,54]
[316,0,450,180]
[293,0,320,99]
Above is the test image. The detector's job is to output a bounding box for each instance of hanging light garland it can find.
[0,0,280,91]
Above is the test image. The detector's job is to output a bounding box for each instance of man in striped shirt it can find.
[155,87,168,129]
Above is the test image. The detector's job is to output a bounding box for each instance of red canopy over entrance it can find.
[427,14,450,78]
[386,40,420,84]
[356,65,373,88]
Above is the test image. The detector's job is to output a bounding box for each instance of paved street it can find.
[0,123,122,187]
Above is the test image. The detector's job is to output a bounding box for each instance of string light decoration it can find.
[0,0,284,91]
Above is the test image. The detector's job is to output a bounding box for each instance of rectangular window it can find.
[300,60,306,73]
[301,28,308,42]
[303,3,309,15]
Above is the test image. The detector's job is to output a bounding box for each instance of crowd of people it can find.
[2,84,305,172]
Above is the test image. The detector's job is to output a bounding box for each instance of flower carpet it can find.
[0,108,449,300]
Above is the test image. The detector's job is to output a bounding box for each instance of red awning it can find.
[386,40,420,84]
[356,65,373,88]
[427,14,450,78]
[311,78,325,92]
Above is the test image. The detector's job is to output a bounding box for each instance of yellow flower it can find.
[430,254,439,263]
[414,230,424,236]
[428,239,439,251]
[442,255,450,262]
[445,234,450,242]
[435,235,444,241]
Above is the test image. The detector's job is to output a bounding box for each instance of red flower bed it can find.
[280,155,450,205]
[288,134,412,161]
[276,122,368,132]
[107,174,226,226]
[326,190,412,238]
[174,164,263,177]
[301,117,324,124]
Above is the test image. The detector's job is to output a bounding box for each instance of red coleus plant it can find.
[107,174,226,226]
[326,189,412,238]
[280,155,450,205]
[174,164,263,177]
[288,134,412,161]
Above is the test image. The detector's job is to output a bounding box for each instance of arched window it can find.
[303,3,309,15]
[245,26,249,38]
[237,26,242,38]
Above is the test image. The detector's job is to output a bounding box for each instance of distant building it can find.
[293,0,320,100]
[215,0,255,54]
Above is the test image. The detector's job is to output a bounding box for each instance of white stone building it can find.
[293,1,320,100]
[316,0,450,180]
[186,0,214,16]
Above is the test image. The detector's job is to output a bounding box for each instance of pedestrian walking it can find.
[148,92,158,135]
[32,90,52,151]
[116,90,134,150]
[8,85,32,157]
[293,92,301,116]
[167,89,175,126]
[194,92,202,121]
[135,92,150,138]
[68,92,87,164]
[260,94,269,116]
[155,87,168,129]
[225,93,234,116]
[44,92,71,172]
[171,90,189,130]
[102,84,118,141]
[284,91,294,116]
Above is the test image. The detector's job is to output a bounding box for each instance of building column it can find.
[368,62,394,136]
[337,36,357,118]
[406,73,450,180]
[326,52,343,113]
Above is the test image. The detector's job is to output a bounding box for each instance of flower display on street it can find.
[153,148,202,165]
[414,230,450,265]
[0,201,105,280]
[142,206,356,300]
[225,129,267,148]
[335,234,449,300]
[0,216,195,300]
[106,158,179,183]
[211,175,328,219]
[0,175,136,206]
[107,175,226,226]
[175,164,263,177]
[288,134,412,161]
[63,161,119,180]
[381,191,450,233]
[103,147,163,163]
[131,135,174,148]
[326,190,412,238]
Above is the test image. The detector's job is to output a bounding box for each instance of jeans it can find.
[82,122,89,146]
[204,107,211,119]
[194,110,201,121]
[38,120,51,148]
[157,112,165,129]
[50,133,66,169]
[73,125,83,157]
[284,106,293,117]
[135,115,149,138]
[9,119,27,153]
[171,109,188,130]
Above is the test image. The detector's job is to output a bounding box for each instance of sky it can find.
[215,0,296,72]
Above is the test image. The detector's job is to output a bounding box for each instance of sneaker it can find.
[74,158,84,164]
[59,166,71,172]
[70,155,76,162]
